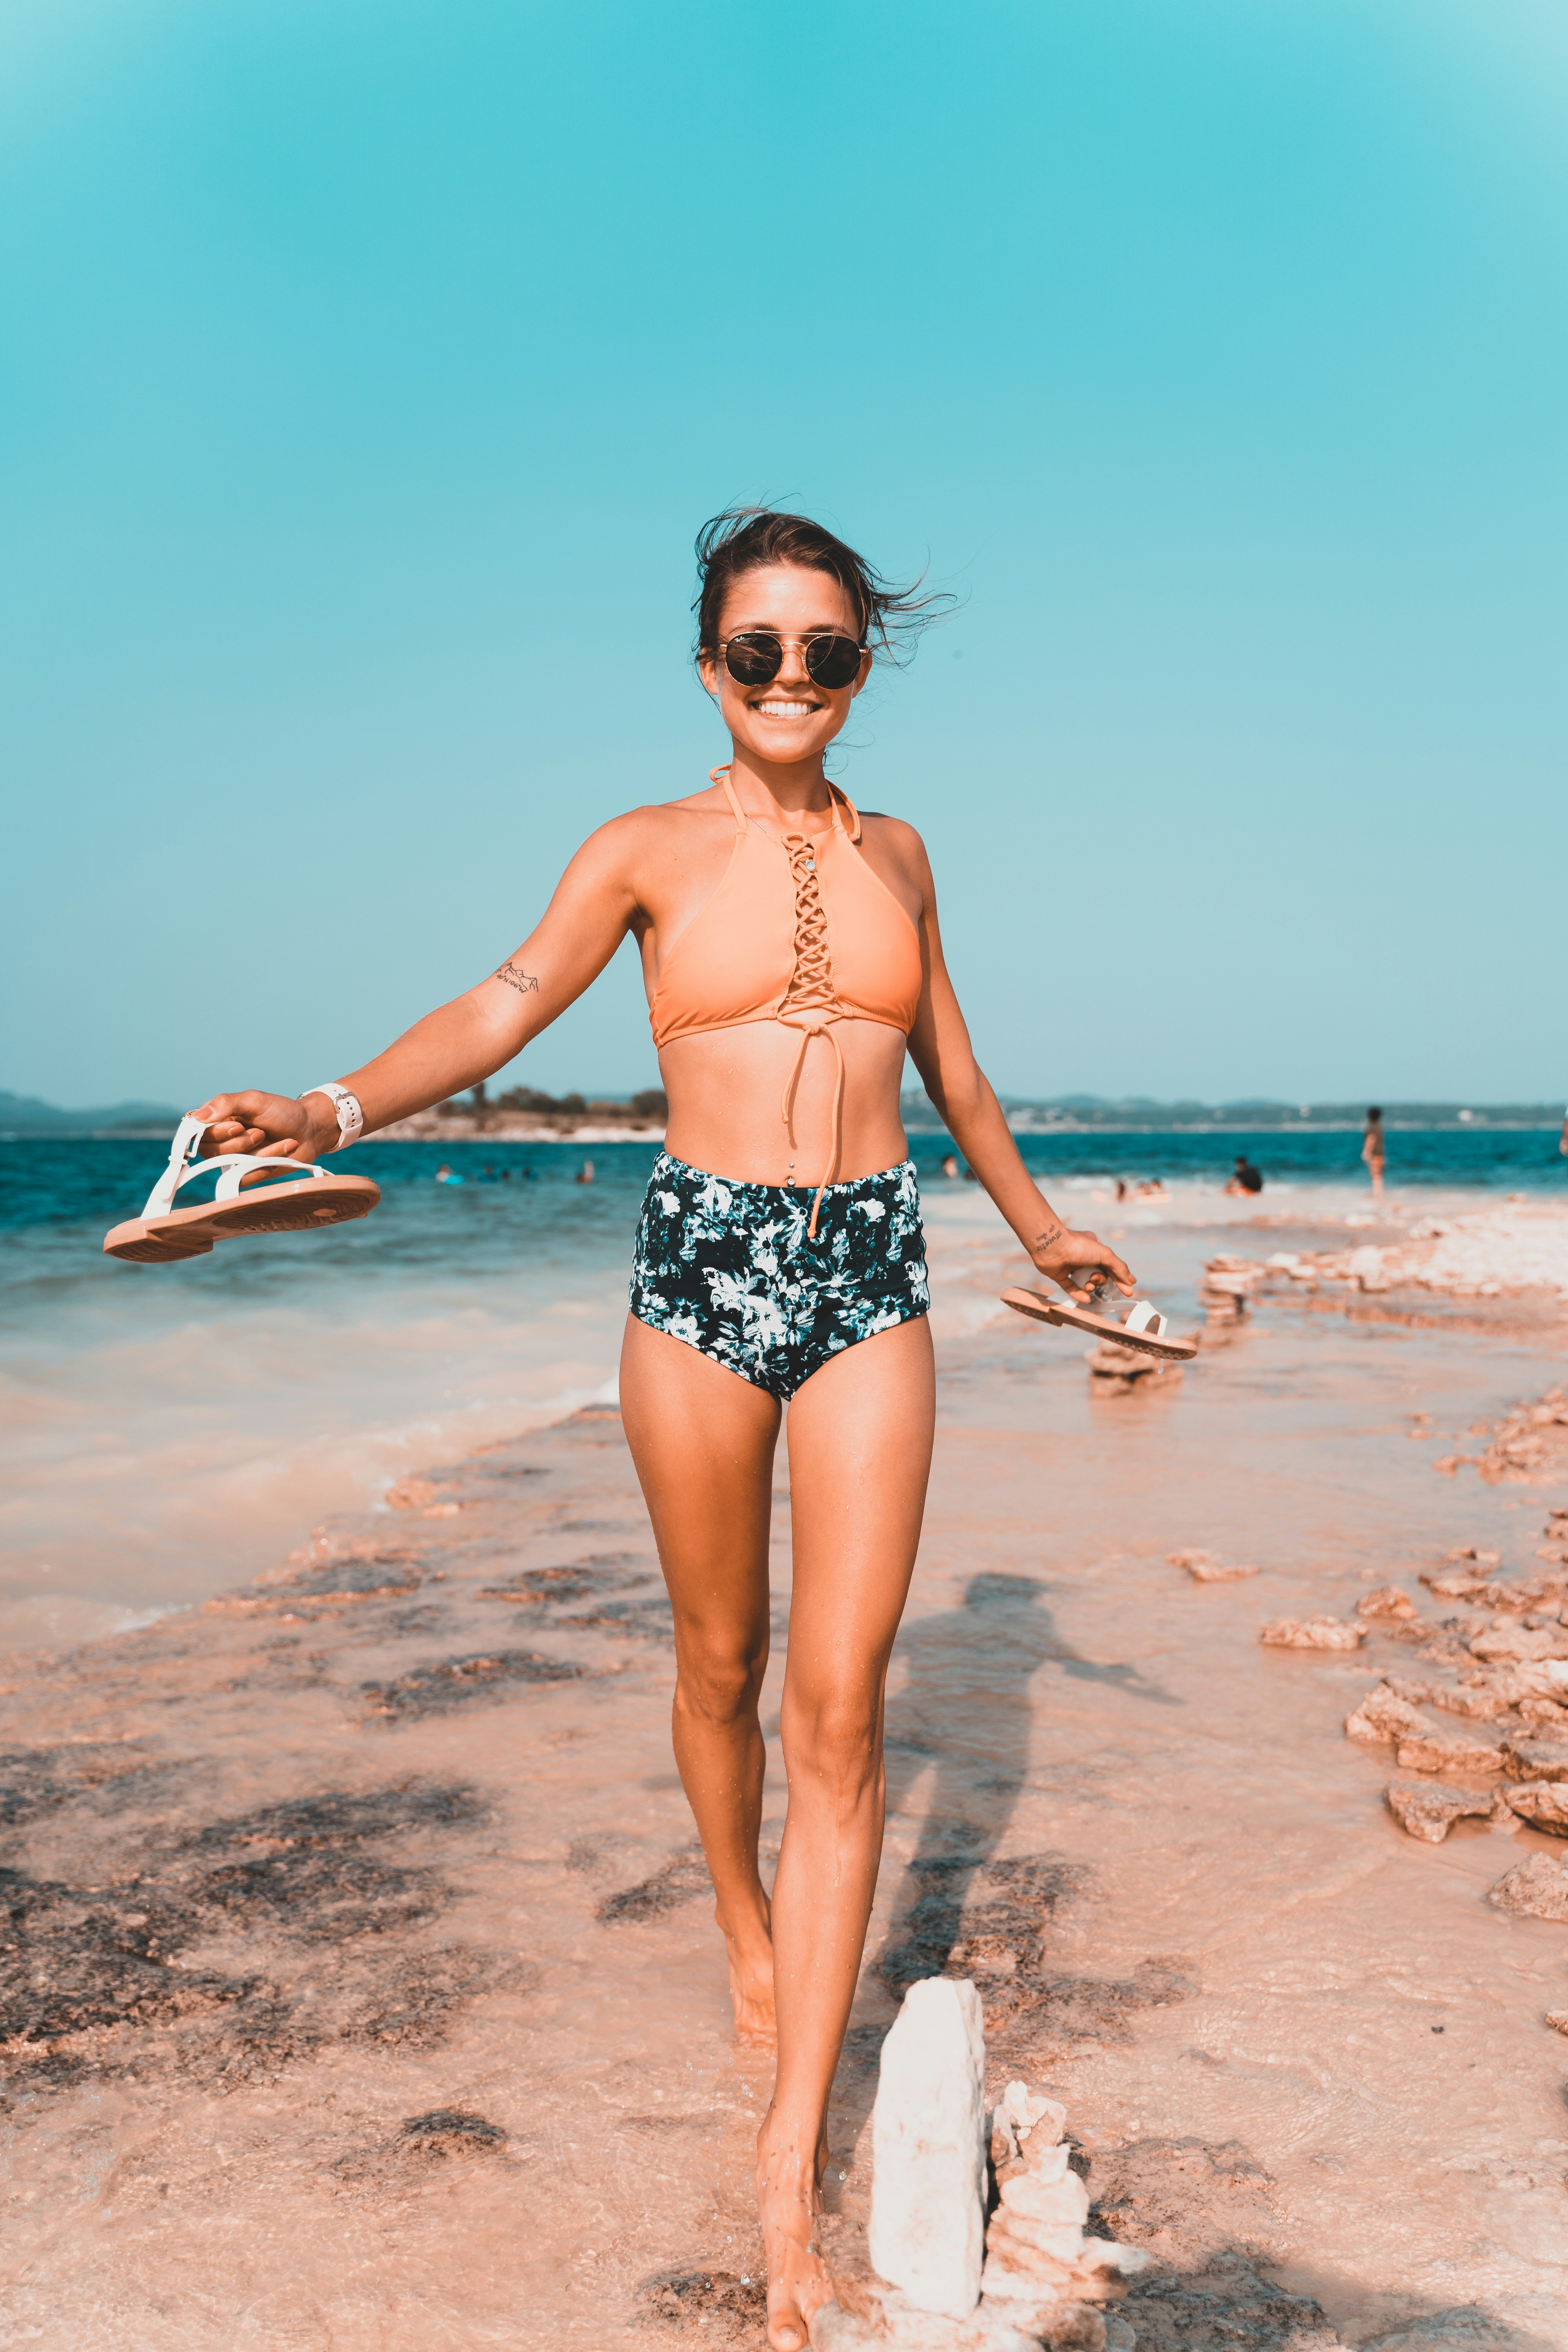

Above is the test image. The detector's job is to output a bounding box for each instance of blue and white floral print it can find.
[630,1152,929,1399]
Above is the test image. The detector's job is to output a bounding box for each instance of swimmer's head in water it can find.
[693,508,952,771]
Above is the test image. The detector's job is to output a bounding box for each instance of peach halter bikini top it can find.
[649,765,923,1236]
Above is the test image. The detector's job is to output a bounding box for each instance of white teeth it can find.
[756,701,815,716]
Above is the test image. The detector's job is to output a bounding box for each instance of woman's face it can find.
[699,562,870,768]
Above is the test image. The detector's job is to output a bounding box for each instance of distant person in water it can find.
[575,1158,595,1185]
[435,1163,463,1185]
[1362,1108,1386,1198]
[941,1153,960,1179]
[1226,1154,1263,1196]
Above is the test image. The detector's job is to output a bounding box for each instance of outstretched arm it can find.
[902,840,1133,1302]
[195,818,643,1161]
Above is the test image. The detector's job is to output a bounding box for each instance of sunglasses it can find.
[718,631,866,691]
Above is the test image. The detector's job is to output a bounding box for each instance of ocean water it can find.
[3,1127,1563,1654]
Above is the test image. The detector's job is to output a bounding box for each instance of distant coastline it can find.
[1,1085,1561,1142]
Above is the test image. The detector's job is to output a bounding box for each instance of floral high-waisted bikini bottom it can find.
[629,1151,930,1401]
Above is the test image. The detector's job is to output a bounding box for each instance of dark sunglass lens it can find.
[805,635,863,689]
[723,634,783,685]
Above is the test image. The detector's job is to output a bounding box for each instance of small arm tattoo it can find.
[494,962,539,997]
[1034,1222,1065,1254]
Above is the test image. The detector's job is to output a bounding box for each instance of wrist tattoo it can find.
[1034,1221,1064,1254]
[494,962,539,997]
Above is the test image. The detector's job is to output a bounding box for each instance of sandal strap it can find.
[140,1117,325,1220]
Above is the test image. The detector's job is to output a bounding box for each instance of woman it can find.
[1363,1106,1386,1197]
[193,509,1132,2351]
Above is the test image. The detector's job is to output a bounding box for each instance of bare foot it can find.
[757,2113,834,2352]
[717,1901,777,2045]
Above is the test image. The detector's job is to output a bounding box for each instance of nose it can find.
[774,639,812,689]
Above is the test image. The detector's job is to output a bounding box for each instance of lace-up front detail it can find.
[648,764,924,1238]
[778,831,839,1022]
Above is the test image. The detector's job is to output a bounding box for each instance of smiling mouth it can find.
[750,699,821,718]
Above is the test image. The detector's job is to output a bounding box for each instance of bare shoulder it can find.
[571,793,726,861]
[858,809,932,874]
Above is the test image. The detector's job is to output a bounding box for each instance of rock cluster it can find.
[1197,1256,1263,1341]
[1281,1205,1568,1304]
[829,1989,1147,2352]
[1319,1509,1568,1930]
[982,2082,1149,2316]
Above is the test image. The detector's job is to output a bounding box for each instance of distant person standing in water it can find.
[1362,1108,1386,1197]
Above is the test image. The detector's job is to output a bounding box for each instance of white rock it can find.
[1018,2140,1072,2186]
[1104,2319,1138,2352]
[991,2210,1087,2262]
[1080,2238,1152,2277]
[981,2247,1069,2300]
[999,2171,1091,2228]
[869,1976,988,2318]
[1003,2082,1067,2140]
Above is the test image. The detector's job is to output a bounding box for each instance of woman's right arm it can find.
[195,817,646,1161]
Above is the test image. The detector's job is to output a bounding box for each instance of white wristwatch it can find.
[301,1082,365,1151]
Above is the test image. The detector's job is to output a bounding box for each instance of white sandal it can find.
[1000,1285,1197,1361]
[103,1115,380,1263]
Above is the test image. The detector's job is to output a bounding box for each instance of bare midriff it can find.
[657,1020,911,1189]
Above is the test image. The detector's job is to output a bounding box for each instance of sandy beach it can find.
[4,1197,1568,2352]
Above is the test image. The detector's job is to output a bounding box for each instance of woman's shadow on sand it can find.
[874,1569,1179,1996]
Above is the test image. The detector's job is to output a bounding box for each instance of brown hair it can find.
[693,507,951,660]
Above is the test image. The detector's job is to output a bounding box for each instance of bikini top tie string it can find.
[780,1022,845,1241]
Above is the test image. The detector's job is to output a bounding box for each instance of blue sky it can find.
[3,0,1564,1109]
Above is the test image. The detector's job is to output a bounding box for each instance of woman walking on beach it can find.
[191,509,1131,2352]
[1363,1106,1386,1197]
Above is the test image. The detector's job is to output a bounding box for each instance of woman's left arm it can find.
[900,831,1133,1303]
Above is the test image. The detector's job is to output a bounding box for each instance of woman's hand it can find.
[190,1091,338,1163]
[1030,1221,1135,1303]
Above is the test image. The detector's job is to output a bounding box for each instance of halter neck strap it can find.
[826,781,861,843]
[711,765,748,836]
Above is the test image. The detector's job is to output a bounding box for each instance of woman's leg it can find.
[758,1314,937,2352]
[619,1313,783,2040]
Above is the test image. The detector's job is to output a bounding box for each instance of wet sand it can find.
[4,1219,1568,2351]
